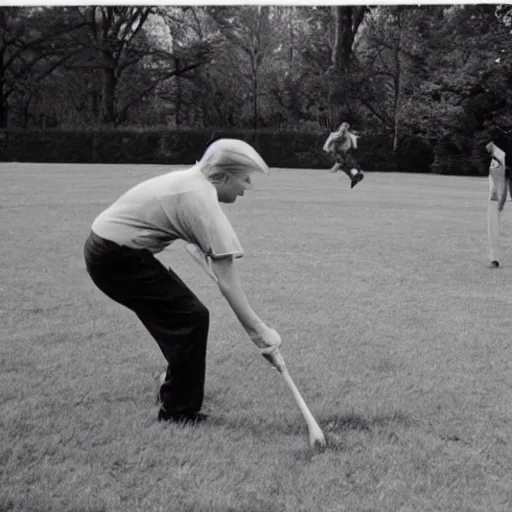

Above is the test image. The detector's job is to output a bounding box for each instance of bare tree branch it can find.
[116,61,202,122]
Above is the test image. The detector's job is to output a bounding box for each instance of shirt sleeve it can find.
[490,145,506,169]
[323,133,336,153]
[174,188,244,259]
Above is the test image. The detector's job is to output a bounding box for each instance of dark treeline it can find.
[1,5,512,174]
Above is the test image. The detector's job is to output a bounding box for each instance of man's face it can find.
[216,173,252,203]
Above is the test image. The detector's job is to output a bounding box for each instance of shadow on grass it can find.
[286,411,413,461]
[208,409,409,431]
[321,410,412,432]
[203,410,411,447]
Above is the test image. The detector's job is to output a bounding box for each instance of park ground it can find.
[0,163,511,511]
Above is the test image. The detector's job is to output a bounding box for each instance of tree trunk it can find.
[393,12,402,152]
[329,6,367,118]
[100,52,116,124]
[332,6,344,73]
[0,10,7,129]
[87,80,99,124]
[201,97,207,127]
[252,56,258,130]
[288,7,294,75]
[175,57,181,130]
[0,80,7,129]
[331,6,356,74]
[253,78,258,131]
[329,7,351,118]
[21,93,35,128]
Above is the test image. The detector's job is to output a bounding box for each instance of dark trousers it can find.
[332,149,360,170]
[83,231,210,415]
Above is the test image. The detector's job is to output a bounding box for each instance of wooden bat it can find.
[262,348,326,448]
[187,244,326,448]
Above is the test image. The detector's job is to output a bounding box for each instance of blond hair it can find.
[198,139,269,183]
[323,122,359,154]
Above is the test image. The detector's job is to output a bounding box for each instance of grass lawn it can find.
[1,163,511,512]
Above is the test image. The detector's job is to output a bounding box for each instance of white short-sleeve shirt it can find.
[91,167,244,258]
[488,145,506,201]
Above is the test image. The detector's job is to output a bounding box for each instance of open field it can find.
[1,163,511,512]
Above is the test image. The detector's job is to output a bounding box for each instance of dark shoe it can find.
[158,409,208,425]
[490,260,500,268]
[154,369,169,405]
[350,171,364,189]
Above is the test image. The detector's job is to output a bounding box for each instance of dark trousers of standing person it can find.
[83,231,210,418]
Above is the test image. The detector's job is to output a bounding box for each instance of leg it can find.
[134,275,210,416]
[330,151,364,188]
[349,169,364,189]
[84,232,210,418]
[487,168,506,267]
[341,153,365,189]
[487,201,501,267]
[330,150,346,174]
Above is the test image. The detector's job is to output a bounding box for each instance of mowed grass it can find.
[1,162,511,512]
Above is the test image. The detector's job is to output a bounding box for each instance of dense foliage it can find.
[0,5,510,173]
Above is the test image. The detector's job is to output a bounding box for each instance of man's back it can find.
[92,167,217,253]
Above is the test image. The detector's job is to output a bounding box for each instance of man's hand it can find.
[260,345,286,371]
[250,327,284,370]
[497,179,508,212]
[249,326,282,351]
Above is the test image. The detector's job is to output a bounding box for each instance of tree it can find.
[330,6,367,73]
[0,7,23,127]
[0,7,89,127]
[207,6,276,130]
[327,6,368,124]
[35,6,216,126]
[418,5,512,174]
[356,6,433,148]
[154,6,222,128]
[74,7,153,124]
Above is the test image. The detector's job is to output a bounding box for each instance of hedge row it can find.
[0,127,482,175]
[0,128,328,166]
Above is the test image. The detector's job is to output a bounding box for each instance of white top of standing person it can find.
[486,141,505,170]
[91,138,269,257]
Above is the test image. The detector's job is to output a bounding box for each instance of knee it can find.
[193,302,210,328]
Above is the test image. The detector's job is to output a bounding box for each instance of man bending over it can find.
[84,139,282,424]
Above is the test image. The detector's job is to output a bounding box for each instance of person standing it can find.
[486,140,509,268]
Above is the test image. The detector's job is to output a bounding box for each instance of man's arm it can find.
[322,133,336,153]
[497,176,508,211]
[211,256,281,350]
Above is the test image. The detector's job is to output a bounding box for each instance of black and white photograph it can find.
[1,3,511,511]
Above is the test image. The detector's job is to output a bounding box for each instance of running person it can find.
[323,121,364,189]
